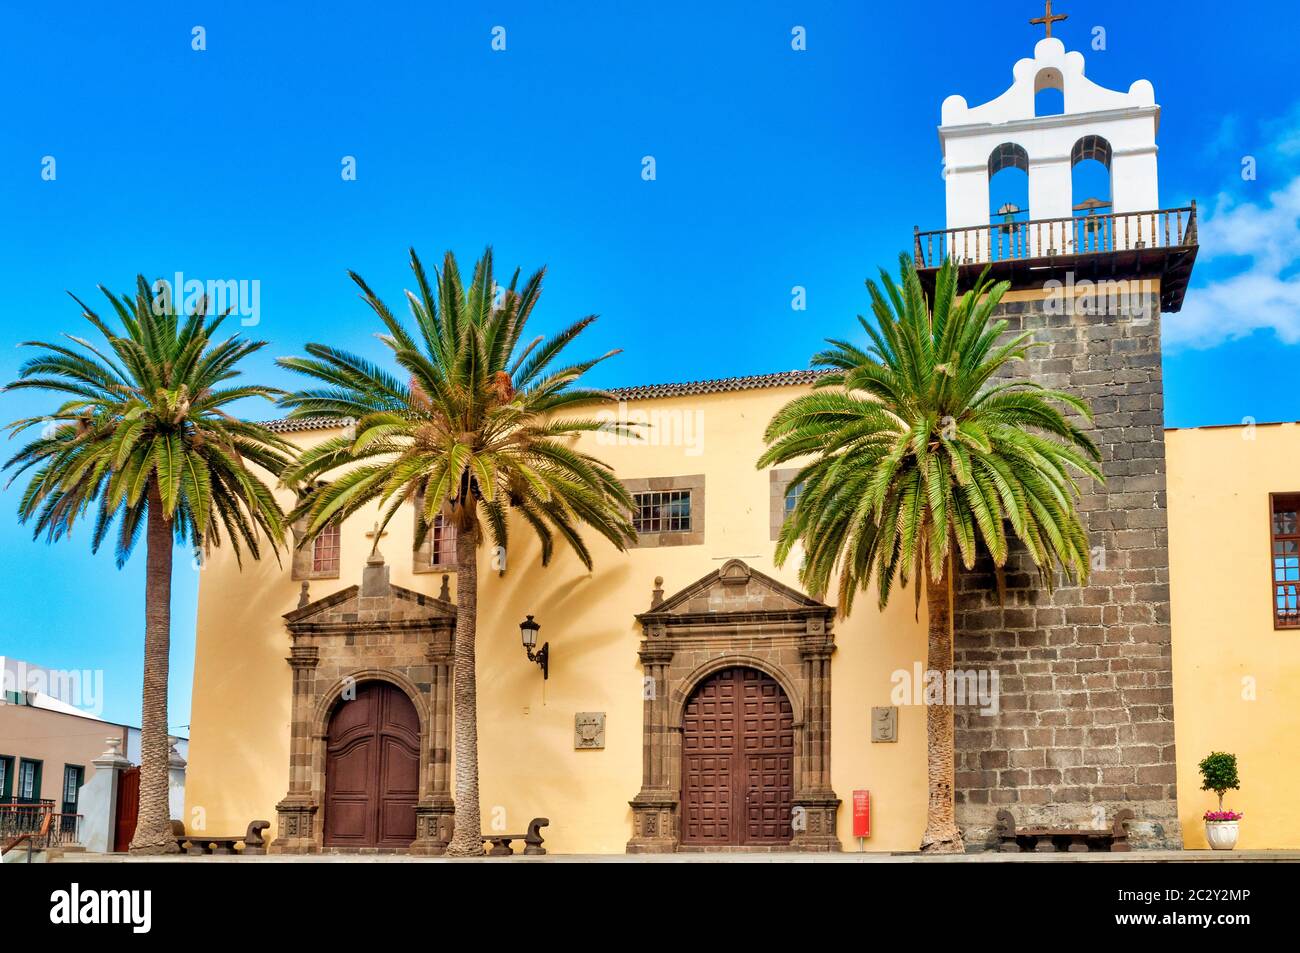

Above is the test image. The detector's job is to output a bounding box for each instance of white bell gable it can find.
[939,37,1160,230]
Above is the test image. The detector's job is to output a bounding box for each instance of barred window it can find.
[311,522,340,575]
[1272,494,1300,628]
[633,490,692,534]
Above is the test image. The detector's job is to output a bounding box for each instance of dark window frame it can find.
[16,758,42,803]
[623,475,705,548]
[61,764,84,813]
[632,490,693,535]
[0,755,13,801]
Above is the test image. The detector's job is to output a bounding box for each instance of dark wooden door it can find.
[113,766,139,852]
[681,667,794,846]
[324,682,420,848]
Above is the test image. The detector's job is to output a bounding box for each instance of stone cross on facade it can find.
[1030,0,1068,38]
[365,521,388,555]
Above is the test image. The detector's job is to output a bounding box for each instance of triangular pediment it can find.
[284,569,455,630]
[639,559,832,621]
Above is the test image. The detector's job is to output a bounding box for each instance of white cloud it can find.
[1165,174,1300,348]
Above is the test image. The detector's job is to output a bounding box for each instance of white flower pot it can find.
[1205,820,1239,850]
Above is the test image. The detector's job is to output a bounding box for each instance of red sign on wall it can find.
[852,789,871,838]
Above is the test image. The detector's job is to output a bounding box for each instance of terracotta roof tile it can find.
[263,415,353,434]
[609,369,830,400]
[262,368,828,433]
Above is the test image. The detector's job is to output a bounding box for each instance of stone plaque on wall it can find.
[575,712,606,749]
[871,706,897,743]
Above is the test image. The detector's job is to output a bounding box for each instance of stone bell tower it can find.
[913,11,1198,848]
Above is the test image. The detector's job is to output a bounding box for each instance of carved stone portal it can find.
[627,559,840,852]
[271,551,457,854]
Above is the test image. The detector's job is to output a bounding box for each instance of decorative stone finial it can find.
[651,576,664,608]
[439,574,451,602]
[298,581,310,608]
[92,735,131,769]
[168,736,187,769]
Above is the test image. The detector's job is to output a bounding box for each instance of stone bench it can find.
[481,817,549,856]
[995,809,1134,853]
[173,819,270,856]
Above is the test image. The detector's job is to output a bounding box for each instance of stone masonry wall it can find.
[953,285,1181,849]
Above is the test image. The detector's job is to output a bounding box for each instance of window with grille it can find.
[1272,494,1300,628]
[311,522,341,575]
[633,490,692,534]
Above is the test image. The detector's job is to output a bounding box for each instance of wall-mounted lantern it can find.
[520,615,549,680]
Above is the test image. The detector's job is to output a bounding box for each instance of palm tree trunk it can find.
[919,550,965,853]
[129,484,180,854]
[445,527,484,856]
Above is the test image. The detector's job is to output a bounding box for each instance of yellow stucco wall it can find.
[188,386,1300,853]
[1167,423,1300,848]
[185,382,931,852]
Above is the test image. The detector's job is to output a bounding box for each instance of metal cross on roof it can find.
[1030,0,1068,38]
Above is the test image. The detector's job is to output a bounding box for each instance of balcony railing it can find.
[914,204,1198,270]
[0,800,81,855]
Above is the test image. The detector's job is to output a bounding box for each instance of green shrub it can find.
[1198,751,1240,811]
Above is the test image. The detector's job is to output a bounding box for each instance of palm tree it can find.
[278,247,638,856]
[759,255,1101,853]
[3,278,292,853]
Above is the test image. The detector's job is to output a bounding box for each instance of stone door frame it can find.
[627,559,840,852]
[271,555,457,854]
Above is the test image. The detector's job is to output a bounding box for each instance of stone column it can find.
[78,736,131,853]
[627,642,678,853]
[272,643,319,853]
[791,618,841,852]
[412,635,455,855]
[167,737,186,822]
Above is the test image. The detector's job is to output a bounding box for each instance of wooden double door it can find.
[323,682,420,848]
[680,666,795,846]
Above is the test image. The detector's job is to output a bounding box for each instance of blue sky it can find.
[0,1,1293,727]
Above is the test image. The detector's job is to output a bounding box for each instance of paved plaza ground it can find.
[46,849,1300,863]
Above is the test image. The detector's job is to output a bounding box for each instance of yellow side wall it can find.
[1167,424,1300,848]
[185,383,930,852]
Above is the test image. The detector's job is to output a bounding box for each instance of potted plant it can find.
[1198,751,1242,850]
